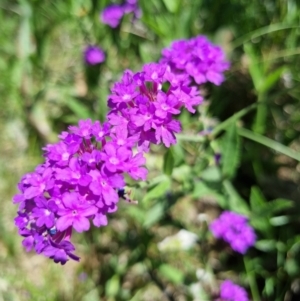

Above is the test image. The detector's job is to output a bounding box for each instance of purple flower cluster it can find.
[13,119,147,264]
[13,35,229,264]
[161,36,230,86]
[219,280,249,301]
[210,211,256,254]
[100,0,141,28]
[108,62,203,149]
[84,46,105,65]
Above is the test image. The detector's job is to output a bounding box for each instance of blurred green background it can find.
[1,0,300,300]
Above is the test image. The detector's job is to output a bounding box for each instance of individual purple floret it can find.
[210,211,256,254]
[13,118,147,264]
[84,46,105,65]
[161,35,230,86]
[219,280,249,301]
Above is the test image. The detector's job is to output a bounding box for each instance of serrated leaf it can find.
[158,264,184,284]
[163,147,174,176]
[143,202,164,228]
[221,123,241,179]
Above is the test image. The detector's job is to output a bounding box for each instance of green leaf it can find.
[250,186,267,211]
[163,147,175,176]
[257,66,286,94]
[143,202,164,228]
[82,289,100,301]
[255,240,276,252]
[244,43,263,91]
[223,180,250,215]
[269,215,290,226]
[162,0,180,13]
[105,275,120,297]
[64,97,92,120]
[142,178,171,203]
[221,123,241,179]
[193,181,226,208]
[211,103,257,138]
[201,166,222,182]
[158,264,184,284]
[267,198,294,213]
[238,127,300,161]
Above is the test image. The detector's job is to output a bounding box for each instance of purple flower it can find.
[219,280,249,301]
[13,117,146,264]
[210,211,256,254]
[56,193,98,233]
[84,46,105,65]
[100,4,125,28]
[161,35,230,86]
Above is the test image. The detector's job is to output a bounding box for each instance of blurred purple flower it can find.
[219,280,249,301]
[100,1,141,28]
[84,46,105,65]
[210,211,256,254]
[100,4,125,28]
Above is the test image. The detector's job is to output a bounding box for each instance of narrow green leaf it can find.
[270,215,290,226]
[255,240,277,252]
[163,147,175,176]
[64,97,91,120]
[211,103,257,137]
[143,202,164,228]
[221,123,241,179]
[238,128,300,161]
[223,180,250,215]
[158,264,184,284]
[232,23,299,49]
[142,178,171,203]
[193,181,226,208]
[257,66,286,94]
[244,43,263,91]
[162,0,180,13]
[105,275,120,297]
[250,186,267,211]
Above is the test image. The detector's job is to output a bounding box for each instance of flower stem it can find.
[243,256,261,301]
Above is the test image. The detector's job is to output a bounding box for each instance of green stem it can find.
[244,256,261,301]
[252,94,267,135]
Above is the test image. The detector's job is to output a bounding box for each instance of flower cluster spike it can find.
[13,34,230,264]
[108,62,203,150]
[210,211,256,254]
[160,35,230,86]
[14,119,147,264]
[219,280,249,301]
